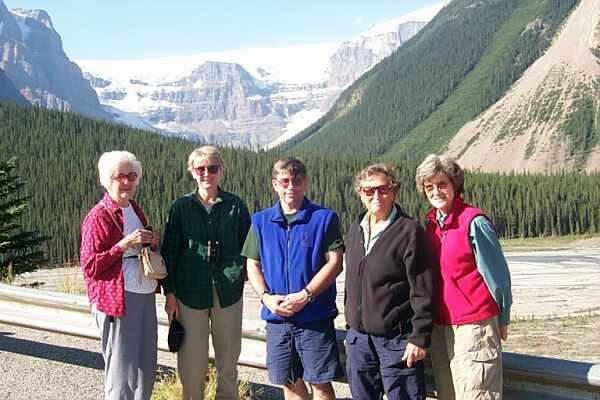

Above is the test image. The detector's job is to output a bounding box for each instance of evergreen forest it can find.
[1,102,599,267]
[0,157,47,278]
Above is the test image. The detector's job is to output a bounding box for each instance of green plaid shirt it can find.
[160,189,251,309]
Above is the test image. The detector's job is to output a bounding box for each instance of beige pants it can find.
[177,287,243,400]
[431,317,503,400]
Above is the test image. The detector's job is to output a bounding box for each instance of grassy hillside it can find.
[383,0,578,162]
[285,0,577,162]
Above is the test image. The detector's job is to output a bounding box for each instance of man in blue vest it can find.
[243,157,344,400]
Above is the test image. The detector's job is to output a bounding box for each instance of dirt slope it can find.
[445,0,600,172]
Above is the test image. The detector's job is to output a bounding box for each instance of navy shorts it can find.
[345,328,426,400]
[266,318,343,385]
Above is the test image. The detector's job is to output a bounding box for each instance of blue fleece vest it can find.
[252,198,339,322]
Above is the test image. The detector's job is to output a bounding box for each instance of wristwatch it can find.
[303,287,314,303]
[260,289,271,304]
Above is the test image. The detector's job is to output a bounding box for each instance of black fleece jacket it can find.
[344,205,435,348]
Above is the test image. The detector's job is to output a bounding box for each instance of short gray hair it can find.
[415,154,464,196]
[98,151,143,190]
[187,145,224,172]
[354,163,400,194]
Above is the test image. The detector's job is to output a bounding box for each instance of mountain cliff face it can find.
[327,21,426,89]
[0,0,107,119]
[78,2,447,148]
[445,0,600,172]
[0,68,27,105]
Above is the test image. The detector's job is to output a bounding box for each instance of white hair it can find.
[97,151,143,190]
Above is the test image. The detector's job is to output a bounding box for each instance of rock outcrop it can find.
[0,0,108,119]
[0,67,28,105]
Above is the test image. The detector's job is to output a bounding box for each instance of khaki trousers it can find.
[431,317,503,400]
[177,287,243,400]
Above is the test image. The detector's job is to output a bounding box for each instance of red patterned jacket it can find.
[80,193,147,317]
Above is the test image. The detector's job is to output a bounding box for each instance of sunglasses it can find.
[360,185,394,197]
[113,172,138,182]
[193,165,220,175]
[275,176,305,188]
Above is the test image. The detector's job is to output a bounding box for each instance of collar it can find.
[269,197,311,224]
[357,203,402,226]
[190,187,224,207]
[102,192,123,214]
[359,205,398,234]
[427,195,465,228]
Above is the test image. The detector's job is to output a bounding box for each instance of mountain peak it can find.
[0,0,108,120]
[10,8,54,30]
[357,1,450,40]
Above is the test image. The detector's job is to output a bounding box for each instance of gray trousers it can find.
[93,291,158,400]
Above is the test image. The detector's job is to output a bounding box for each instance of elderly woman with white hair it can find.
[80,150,160,400]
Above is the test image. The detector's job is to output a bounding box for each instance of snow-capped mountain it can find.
[78,1,448,147]
[0,0,107,119]
[327,1,449,89]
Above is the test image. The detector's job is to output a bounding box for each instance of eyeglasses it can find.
[360,185,394,197]
[193,165,220,175]
[113,172,138,182]
[424,182,451,194]
[275,176,305,188]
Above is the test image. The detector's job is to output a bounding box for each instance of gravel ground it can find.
[0,322,351,400]
[0,322,107,400]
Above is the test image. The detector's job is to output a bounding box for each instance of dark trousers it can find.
[345,328,426,400]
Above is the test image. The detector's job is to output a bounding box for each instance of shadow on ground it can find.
[0,331,286,399]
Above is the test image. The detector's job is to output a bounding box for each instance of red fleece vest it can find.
[426,197,499,325]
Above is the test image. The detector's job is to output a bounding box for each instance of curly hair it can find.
[354,163,400,194]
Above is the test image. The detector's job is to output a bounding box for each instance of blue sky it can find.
[4,0,441,59]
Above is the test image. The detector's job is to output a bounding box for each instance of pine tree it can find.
[0,157,48,280]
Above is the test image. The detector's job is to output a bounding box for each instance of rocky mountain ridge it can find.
[445,0,600,172]
[0,0,107,119]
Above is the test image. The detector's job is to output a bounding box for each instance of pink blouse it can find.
[80,193,147,317]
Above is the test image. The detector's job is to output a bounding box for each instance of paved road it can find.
[505,249,600,317]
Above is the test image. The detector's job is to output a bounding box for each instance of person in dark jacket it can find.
[344,163,435,400]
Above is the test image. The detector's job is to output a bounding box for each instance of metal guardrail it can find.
[1,283,600,399]
[0,282,268,369]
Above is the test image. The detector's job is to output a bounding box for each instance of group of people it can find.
[80,146,512,400]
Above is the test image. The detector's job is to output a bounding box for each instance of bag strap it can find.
[101,201,124,236]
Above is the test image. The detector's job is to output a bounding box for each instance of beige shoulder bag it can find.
[102,202,168,280]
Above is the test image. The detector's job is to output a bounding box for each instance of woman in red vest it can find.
[415,154,512,400]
